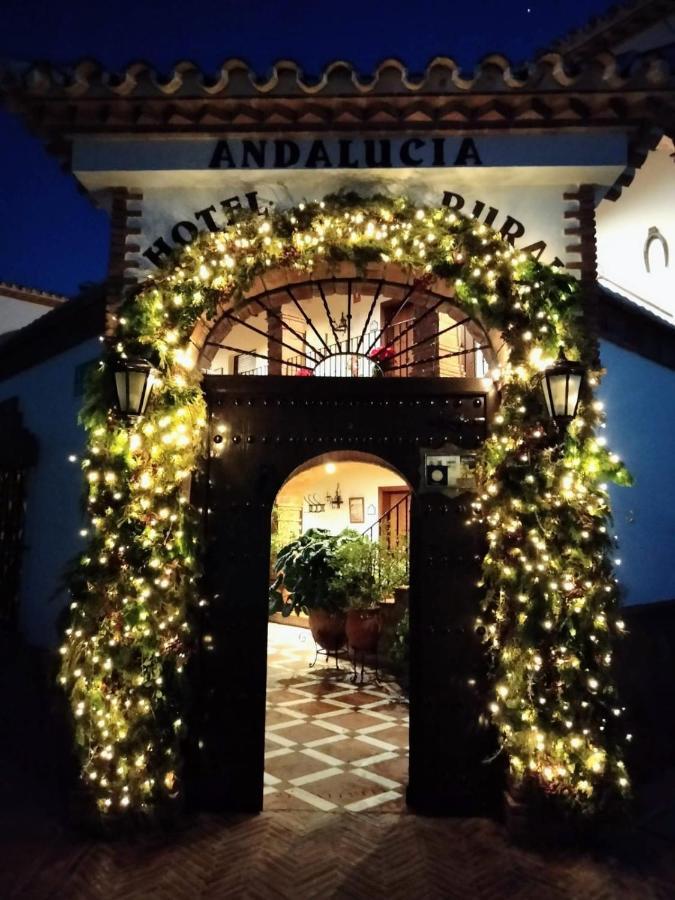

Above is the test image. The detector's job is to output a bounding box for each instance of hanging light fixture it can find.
[541,348,585,431]
[335,311,348,334]
[113,358,155,417]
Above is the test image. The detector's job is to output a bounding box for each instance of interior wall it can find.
[276,459,407,538]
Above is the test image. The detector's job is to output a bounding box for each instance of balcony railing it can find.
[208,319,487,378]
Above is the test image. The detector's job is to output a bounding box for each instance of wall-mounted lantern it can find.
[114,358,155,417]
[326,484,343,509]
[541,348,585,432]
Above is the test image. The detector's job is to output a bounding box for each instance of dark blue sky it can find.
[0,0,615,296]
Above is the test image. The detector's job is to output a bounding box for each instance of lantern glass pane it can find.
[548,372,570,417]
[129,371,148,415]
[543,379,554,418]
[115,370,129,412]
[567,373,582,417]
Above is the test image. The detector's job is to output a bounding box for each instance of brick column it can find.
[267,311,283,375]
[106,188,143,335]
[563,184,600,366]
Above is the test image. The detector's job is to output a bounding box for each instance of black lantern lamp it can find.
[114,358,155,417]
[541,348,585,431]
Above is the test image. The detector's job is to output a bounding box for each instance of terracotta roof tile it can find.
[0,281,68,308]
[551,0,675,59]
[1,50,672,101]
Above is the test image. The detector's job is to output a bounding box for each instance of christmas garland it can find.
[59,193,631,824]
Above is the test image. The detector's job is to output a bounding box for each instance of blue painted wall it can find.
[599,339,675,606]
[0,339,101,646]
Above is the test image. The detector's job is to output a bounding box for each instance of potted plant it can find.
[330,532,385,656]
[269,528,350,653]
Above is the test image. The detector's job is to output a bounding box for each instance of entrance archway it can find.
[62,196,629,826]
[191,372,500,814]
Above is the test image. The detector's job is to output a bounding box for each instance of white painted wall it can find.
[0,338,102,646]
[597,139,675,325]
[277,459,407,538]
[137,175,577,279]
[599,339,675,606]
[0,295,54,335]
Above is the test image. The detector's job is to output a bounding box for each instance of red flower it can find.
[368,345,396,362]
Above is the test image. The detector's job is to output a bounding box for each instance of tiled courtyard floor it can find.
[2,630,675,898]
[264,623,408,813]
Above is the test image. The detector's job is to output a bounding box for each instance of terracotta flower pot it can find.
[308,609,347,652]
[346,608,382,653]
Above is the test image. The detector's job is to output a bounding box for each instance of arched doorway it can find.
[265,452,411,813]
[62,197,628,826]
[190,361,502,815]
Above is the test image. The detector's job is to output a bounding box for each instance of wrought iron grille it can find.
[204,278,491,379]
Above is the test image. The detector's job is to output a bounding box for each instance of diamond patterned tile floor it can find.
[264,623,409,813]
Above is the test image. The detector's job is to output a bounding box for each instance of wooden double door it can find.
[187,374,503,816]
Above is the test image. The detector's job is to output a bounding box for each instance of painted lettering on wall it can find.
[143,191,267,268]
[207,138,483,170]
[441,191,564,267]
[142,188,562,269]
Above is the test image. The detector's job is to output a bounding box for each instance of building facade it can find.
[1,0,675,817]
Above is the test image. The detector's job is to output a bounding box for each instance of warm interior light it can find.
[324,462,337,475]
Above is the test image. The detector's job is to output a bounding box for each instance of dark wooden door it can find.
[407,492,502,814]
[189,375,501,815]
[379,487,410,549]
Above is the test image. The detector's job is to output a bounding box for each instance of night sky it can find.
[0,0,617,296]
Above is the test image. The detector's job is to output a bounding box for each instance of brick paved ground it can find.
[2,632,675,899]
[4,809,675,899]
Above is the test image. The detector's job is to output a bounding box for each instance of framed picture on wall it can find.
[349,497,365,524]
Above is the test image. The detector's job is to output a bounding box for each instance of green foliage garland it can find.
[60,193,631,823]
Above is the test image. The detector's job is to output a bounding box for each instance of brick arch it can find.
[188,260,504,373]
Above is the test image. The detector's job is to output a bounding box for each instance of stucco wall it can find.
[599,338,675,606]
[596,139,675,325]
[0,338,101,646]
[0,296,54,335]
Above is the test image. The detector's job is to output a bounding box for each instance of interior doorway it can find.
[264,455,411,812]
[378,487,410,549]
